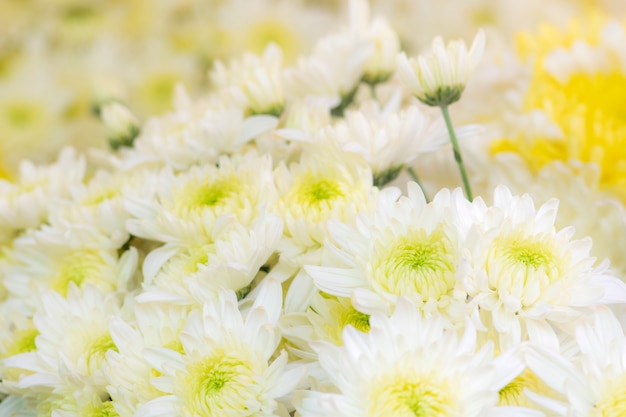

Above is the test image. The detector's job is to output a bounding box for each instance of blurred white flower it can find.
[131,86,278,170]
[0,148,85,245]
[2,285,122,413]
[100,102,141,150]
[396,29,486,106]
[211,43,285,116]
[2,222,137,306]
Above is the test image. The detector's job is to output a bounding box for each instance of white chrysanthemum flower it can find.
[135,280,303,417]
[0,55,72,177]
[283,31,373,111]
[275,150,375,250]
[0,148,85,245]
[2,223,138,304]
[274,147,377,313]
[210,43,285,117]
[473,154,626,280]
[466,185,626,350]
[524,306,626,416]
[348,0,400,85]
[125,152,277,243]
[106,302,190,417]
[2,285,122,412]
[306,183,469,321]
[130,87,278,170]
[396,29,486,106]
[322,101,448,186]
[141,213,282,300]
[296,297,535,417]
[211,0,334,63]
[48,165,153,243]
[281,294,371,361]
[100,102,141,150]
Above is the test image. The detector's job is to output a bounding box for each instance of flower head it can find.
[396,29,486,106]
[296,297,529,417]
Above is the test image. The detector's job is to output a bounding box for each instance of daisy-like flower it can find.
[135,280,303,417]
[274,148,375,251]
[396,29,486,107]
[281,293,371,361]
[140,213,283,302]
[100,102,141,150]
[306,183,469,321]
[0,147,85,245]
[130,86,278,170]
[320,101,448,186]
[2,222,138,305]
[341,0,400,87]
[2,285,123,413]
[524,305,626,416]
[465,185,626,350]
[48,164,153,244]
[296,297,537,417]
[125,151,277,243]
[473,153,626,280]
[210,43,285,117]
[106,302,191,417]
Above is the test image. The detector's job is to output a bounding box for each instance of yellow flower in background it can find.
[491,12,626,202]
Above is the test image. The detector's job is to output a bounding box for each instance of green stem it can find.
[406,166,429,203]
[440,105,473,201]
[369,83,378,101]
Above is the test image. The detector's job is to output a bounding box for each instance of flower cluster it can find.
[2,1,626,417]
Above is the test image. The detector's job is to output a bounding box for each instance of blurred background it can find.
[1,0,624,178]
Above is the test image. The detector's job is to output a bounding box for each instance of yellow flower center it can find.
[492,16,626,203]
[51,249,108,296]
[370,227,455,299]
[245,19,299,62]
[154,242,216,287]
[85,334,117,374]
[487,234,561,307]
[87,401,119,417]
[3,101,42,129]
[136,72,180,115]
[499,369,542,407]
[173,174,242,217]
[293,173,346,209]
[369,374,455,417]
[4,326,38,357]
[183,351,256,417]
[591,374,626,417]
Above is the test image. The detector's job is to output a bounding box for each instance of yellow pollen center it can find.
[183,351,255,417]
[175,175,241,216]
[591,374,626,417]
[294,174,346,208]
[4,327,38,357]
[88,401,119,417]
[499,369,542,407]
[369,375,455,417]
[52,250,107,296]
[371,228,455,299]
[343,308,371,333]
[492,18,626,203]
[488,234,561,307]
[246,19,299,62]
[86,334,117,372]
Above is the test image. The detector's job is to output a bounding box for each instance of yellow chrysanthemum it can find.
[491,13,626,202]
